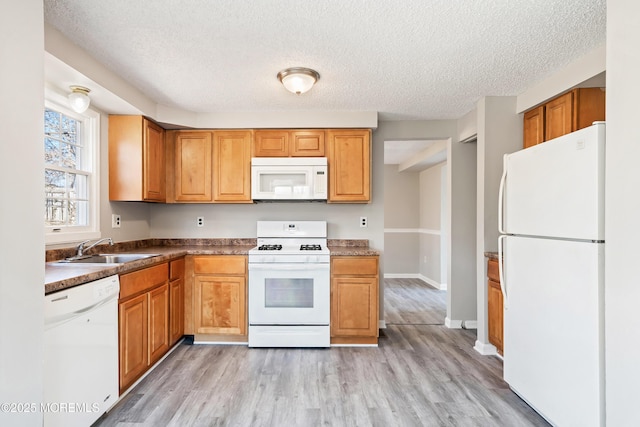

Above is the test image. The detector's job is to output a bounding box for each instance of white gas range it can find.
[248,221,330,348]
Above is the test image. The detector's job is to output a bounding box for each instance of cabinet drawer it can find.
[170,257,185,280]
[120,263,169,300]
[331,257,378,276]
[194,256,246,275]
[487,259,500,283]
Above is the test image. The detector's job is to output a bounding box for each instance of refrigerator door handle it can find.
[498,153,508,234]
[498,234,508,308]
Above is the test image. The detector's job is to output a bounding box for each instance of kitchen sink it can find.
[57,253,160,265]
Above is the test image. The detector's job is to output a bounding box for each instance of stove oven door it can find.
[248,263,330,325]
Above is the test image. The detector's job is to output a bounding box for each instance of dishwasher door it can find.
[44,275,120,427]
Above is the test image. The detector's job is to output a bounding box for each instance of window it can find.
[44,90,100,244]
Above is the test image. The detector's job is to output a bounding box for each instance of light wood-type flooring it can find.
[96,278,549,427]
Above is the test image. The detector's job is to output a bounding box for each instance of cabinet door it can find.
[175,132,213,201]
[331,277,378,337]
[212,131,252,202]
[253,130,289,157]
[169,258,185,345]
[148,283,170,365]
[574,87,606,131]
[194,275,246,335]
[523,106,545,149]
[545,92,574,141]
[290,130,325,157]
[327,129,371,202]
[487,279,504,354]
[119,293,148,392]
[143,119,166,201]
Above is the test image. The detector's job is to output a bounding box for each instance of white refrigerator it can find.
[498,122,605,427]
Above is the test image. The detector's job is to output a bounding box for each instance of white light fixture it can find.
[277,67,320,95]
[68,85,91,113]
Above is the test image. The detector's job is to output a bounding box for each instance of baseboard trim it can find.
[384,273,446,290]
[379,320,387,329]
[444,317,463,329]
[463,320,478,329]
[474,340,498,356]
[384,273,418,279]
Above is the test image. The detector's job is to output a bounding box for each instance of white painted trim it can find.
[384,228,441,235]
[384,273,418,278]
[445,317,463,329]
[383,273,446,291]
[473,340,498,356]
[379,320,386,329]
[463,320,478,329]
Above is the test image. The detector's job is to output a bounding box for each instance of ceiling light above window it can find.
[68,86,91,113]
[277,67,320,95]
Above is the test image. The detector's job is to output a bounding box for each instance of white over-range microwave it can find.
[251,157,328,201]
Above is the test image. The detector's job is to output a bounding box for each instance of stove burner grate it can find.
[300,244,322,251]
[258,244,282,251]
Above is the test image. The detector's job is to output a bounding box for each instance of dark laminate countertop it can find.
[485,251,500,261]
[45,238,379,294]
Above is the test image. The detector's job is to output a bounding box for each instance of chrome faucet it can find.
[76,237,114,257]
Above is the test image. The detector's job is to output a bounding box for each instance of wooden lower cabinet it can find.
[192,255,247,338]
[118,293,148,392]
[118,261,183,394]
[169,258,185,345]
[330,256,379,344]
[487,259,504,354]
[148,283,170,364]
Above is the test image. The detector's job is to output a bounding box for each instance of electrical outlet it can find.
[360,217,368,228]
[111,214,121,228]
[196,217,204,227]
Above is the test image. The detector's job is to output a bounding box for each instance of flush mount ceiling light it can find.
[68,85,91,113]
[277,67,320,95]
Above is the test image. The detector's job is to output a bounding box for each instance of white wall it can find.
[447,138,477,326]
[0,2,45,426]
[474,96,522,354]
[605,1,640,425]
[383,165,420,275]
[419,162,446,287]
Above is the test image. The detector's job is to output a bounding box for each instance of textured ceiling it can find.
[44,0,606,121]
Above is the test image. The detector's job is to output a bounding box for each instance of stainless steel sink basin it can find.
[57,253,160,265]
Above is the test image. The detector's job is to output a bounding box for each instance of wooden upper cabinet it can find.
[253,130,289,157]
[545,91,574,141]
[523,106,545,149]
[523,88,605,149]
[212,130,252,202]
[290,130,325,156]
[327,129,371,203]
[109,115,166,202]
[253,130,325,157]
[173,131,213,202]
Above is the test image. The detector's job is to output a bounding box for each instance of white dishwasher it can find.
[44,274,120,427]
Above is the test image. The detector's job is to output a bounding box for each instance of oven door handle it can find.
[249,263,330,271]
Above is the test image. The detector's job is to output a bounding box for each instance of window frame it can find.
[44,89,101,245]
